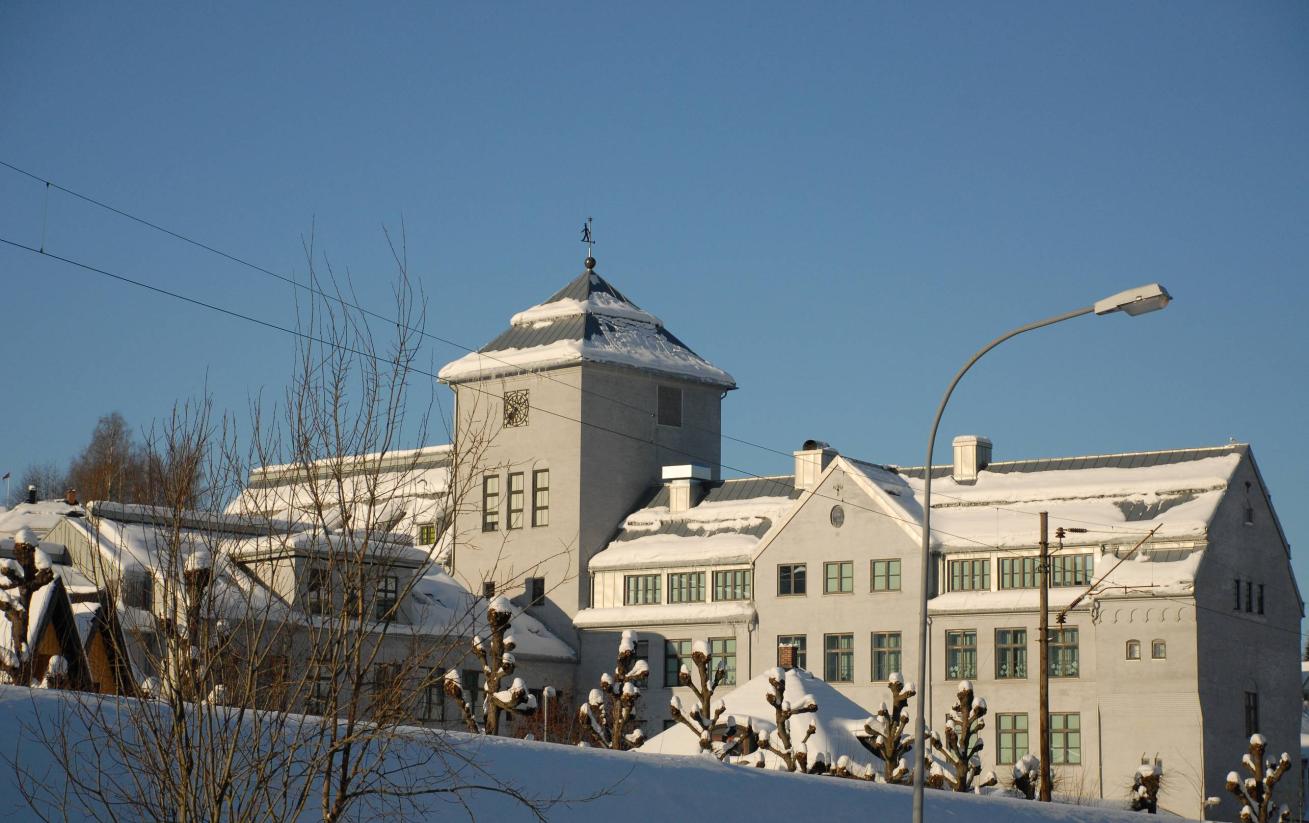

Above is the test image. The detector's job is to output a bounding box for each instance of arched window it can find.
[1125,640,1141,660]
[1151,640,1167,659]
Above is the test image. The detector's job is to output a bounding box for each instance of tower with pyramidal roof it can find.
[438,255,735,643]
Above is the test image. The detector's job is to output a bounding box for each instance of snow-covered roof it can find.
[407,569,574,661]
[574,601,757,629]
[438,267,736,388]
[228,447,450,535]
[0,499,85,542]
[889,445,1244,551]
[642,667,872,768]
[588,478,799,572]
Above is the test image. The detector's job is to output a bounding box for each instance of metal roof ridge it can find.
[891,442,1246,473]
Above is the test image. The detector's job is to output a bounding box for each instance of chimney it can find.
[662,465,712,513]
[793,440,837,491]
[26,484,37,505]
[64,488,78,506]
[951,435,992,484]
[778,643,798,671]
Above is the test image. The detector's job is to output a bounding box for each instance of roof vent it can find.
[951,435,992,484]
[794,441,837,492]
[662,465,711,513]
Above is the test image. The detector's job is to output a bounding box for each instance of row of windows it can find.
[949,554,1093,593]
[1124,639,1167,660]
[1234,577,1266,614]
[303,568,399,620]
[482,469,550,532]
[624,570,751,605]
[664,638,736,686]
[776,560,902,596]
[944,628,1079,679]
[994,712,1082,765]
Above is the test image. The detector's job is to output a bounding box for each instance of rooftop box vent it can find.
[662,464,711,513]
[794,441,836,491]
[951,435,992,484]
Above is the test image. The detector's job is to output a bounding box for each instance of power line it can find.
[0,158,1170,538]
[0,234,1024,555]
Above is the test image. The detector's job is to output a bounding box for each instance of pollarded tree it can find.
[751,666,818,772]
[1130,756,1163,814]
[1012,753,1040,800]
[857,673,917,783]
[578,629,650,750]
[0,527,56,685]
[444,596,538,735]
[669,639,745,758]
[1225,734,1292,823]
[929,680,995,792]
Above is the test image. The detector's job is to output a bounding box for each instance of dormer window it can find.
[376,575,399,619]
[657,385,682,427]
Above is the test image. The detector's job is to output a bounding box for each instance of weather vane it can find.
[580,217,596,270]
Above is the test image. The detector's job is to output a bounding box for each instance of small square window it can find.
[778,563,806,596]
[1151,640,1166,660]
[657,385,682,427]
[417,522,438,545]
[503,389,530,427]
[871,559,901,592]
[824,561,853,594]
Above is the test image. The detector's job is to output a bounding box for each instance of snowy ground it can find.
[0,686,1187,822]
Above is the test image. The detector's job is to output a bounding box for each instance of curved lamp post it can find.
[910,283,1172,823]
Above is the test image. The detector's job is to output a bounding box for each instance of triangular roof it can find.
[438,265,736,388]
[642,667,871,768]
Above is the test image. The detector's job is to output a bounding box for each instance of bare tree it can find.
[1225,734,1292,823]
[0,527,55,684]
[1011,753,1041,800]
[443,596,538,735]
[928,680,995,792]
[578,630,648,750]
[10,232,564,823]
[856,673,917,784]
[17,461,66,502]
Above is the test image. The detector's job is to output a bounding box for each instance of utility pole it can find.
[1038,511,1052,802]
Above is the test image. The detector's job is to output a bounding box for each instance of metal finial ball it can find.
[585,256,596,270]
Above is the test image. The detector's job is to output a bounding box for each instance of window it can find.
[416,668,445,722]
[531,469,550,527]
[417,522,438,545]
[825,634,854,682]
[482,580,496,599]
[376,575,399,619]
[1151,639,1166,659]
[710,638,736,685]
[481,475,500,532]
[634,639,650,666]
[778,563,807,596]
[668,572,705,603]
[507,472,525,529]
[665,639,691,687]
[945,630,976,679]
[503,389,530,427]
[824,561,853,594]
[526,576,545,606]
[999,556,1039,590]
[373,663,402,696]
[829,505,845,528]
[996,628,1027,679]
[1049,628,1079,677]
[307,664,332,715]
[1245,580,1253,613]
[1050,554,1093,587]
[1126,640,1141,660]
[713,569,751,601]
[1258,584,1265,615]
[657,385,683,427]
[624,574,661,605]
[304,565,330,616]
[777,634,807,670]
[1244,691,1259,736]
[949,558,990,592]
[871,632,902,681]
[1049,713,1081,765]
[996,713,1028,765]
[1234,578,1241,610]
[461,669,482,718]
[871,559,901,592]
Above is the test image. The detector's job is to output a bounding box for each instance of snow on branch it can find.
[668,638,744,759]
[927,680,995,793]
[578,629,649,750]
[1225,734,1291,823]
[1131,755,1163,814]
[856,673,918,784]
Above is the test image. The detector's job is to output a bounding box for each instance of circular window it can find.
[829,505,845,528]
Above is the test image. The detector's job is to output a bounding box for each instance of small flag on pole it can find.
[1,472,9,481]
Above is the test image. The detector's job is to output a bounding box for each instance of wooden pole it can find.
[1038,511,1052,801]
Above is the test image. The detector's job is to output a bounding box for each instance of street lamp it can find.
[910,283,1171,823]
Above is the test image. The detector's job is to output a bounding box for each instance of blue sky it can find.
[2,3,1306,598]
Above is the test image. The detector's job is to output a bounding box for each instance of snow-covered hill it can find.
[0,686,1185,821]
